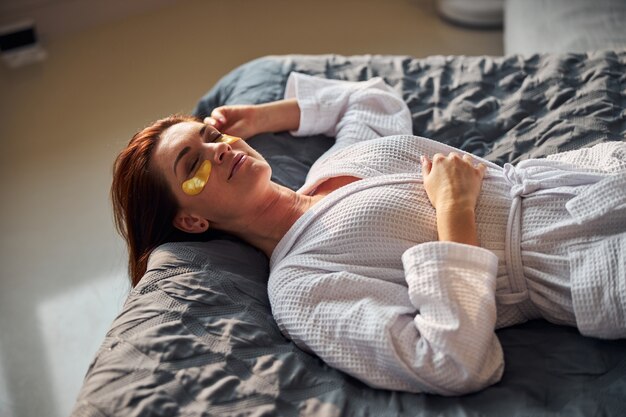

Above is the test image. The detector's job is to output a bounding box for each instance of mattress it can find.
[71,51,626,417]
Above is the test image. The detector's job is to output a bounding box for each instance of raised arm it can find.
[284,72,412,151]
[205,72,412,149]
[204,99,301,139]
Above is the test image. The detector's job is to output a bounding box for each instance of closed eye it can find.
[188,156,200,177]
[188,127,222,176]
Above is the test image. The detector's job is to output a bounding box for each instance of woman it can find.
[112,73,626,395]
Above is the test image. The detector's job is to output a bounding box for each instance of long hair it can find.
[111,115,199,287]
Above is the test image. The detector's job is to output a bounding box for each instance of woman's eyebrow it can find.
[173,125,205,177]
[173,146,190,178]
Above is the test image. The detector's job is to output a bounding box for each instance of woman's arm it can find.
[203,99,300,139]
[421,152,486,246]
[205,72,412,149]
[256,99,300,133]
[269,249,503,395]
[284,72,412,151]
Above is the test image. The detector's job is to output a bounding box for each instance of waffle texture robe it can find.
[268,73,626,395]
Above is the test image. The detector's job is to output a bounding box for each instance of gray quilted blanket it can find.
[72,51,626,417]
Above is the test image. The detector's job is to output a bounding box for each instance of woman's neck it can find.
[223,183,322,258]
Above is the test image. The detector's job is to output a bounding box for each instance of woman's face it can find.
[151,121,272,232]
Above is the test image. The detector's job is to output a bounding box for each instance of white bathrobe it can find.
[267,73,626,395]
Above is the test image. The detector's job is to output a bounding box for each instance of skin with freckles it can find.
[151,101,485,259]
[181,134,242,196]
[151,120,321,257]
[114,98,488,286]
[182,160,213,196]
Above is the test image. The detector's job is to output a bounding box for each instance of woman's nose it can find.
[212,142,232,163]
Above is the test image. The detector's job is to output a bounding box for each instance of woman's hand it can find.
[421,152,486,212]
[204,99,301,139]
[421,152,486,246]
[204,105,260,139]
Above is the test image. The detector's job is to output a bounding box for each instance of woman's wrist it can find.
[435,205,479,246]
[256,99,300,133]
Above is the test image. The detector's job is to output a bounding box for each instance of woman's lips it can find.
[229,154,246,179]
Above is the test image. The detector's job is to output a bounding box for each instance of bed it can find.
[71,51,626,416]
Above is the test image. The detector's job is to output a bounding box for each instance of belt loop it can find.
[504,196,536,319]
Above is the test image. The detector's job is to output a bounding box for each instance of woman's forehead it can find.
[155,121,202,158]
[152,121,200,172]
[162,121,201,144]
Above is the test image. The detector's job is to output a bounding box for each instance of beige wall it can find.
[0,1,501,416]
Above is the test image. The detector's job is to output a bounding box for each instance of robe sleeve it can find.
[283,72,413,151]
[268,241,504,395]
[546,141,626,174]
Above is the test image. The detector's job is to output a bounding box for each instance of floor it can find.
[0,1,502,416]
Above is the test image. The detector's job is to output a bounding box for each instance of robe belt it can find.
[498,184,537,318]
[498,161,625,318]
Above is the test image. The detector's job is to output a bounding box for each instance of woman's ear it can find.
[173,212,209,234]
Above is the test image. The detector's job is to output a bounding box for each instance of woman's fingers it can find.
[421,155,432,176]
[421,151,486,210]
[203,116,219,127]
[206,105,259,138]
[210,108,227,124]
[432,153,446,163]
[204,107,234,131]
[441,152,485,175]
[461,153,486,174]
[477,162,486,178]
[202,109,226,130]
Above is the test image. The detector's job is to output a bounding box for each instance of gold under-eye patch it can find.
[218,134,241,145]
[182,160,212,196]
[181,134,242,196]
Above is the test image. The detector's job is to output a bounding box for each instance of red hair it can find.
[111,115,199,287]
